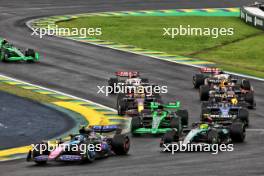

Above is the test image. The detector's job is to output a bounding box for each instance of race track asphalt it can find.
[0,91,75,150]
[0,0,263,175]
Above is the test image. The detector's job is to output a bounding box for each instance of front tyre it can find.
[111,134,130,155]
[176,110,189,127]
[84,146,96,163]
[200,85,210,101]
[230,122,245,142]
[193,74,205,88]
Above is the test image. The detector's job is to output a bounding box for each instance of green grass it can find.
[194,34,264,78]
[58,16,264,78]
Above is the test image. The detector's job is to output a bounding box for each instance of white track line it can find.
[0,73,116,112]
[247,128,264,132]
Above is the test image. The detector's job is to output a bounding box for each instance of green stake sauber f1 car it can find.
[131,101,188,136]
[0,38,39,62]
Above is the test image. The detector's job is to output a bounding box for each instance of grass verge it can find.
[57,16,264,78]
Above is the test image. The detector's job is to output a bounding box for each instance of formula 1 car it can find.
[204,90,255,109]
[200,81,255,108]
[193,68,251,90]
[130,102,188,136]
[201,102,249,126]
[108,71,149,94]
[117,89,162,116]
[0,38,39,62]
[160,122,245,150]
[193,68,225,88]
[26,125,130,165]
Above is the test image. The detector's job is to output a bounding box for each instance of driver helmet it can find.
[220,80,228,88]
[231,98,238,105]
[199,123,209,130]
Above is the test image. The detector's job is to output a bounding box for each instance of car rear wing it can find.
[207,78,222,83]
[150,101,180,111]
[200,67,222,74]
[204,104,242,110]
[210,92,235,98]
[92,125,119,133]
[115,71,139,77]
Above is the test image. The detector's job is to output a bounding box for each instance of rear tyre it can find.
[161,131,179,147]
[170,118,180,129]
[141,78,149,83]
[193,74,205,88]
[25,49,36,63]
[241,79,251,90]
[208,130,219,144]
[238,109,249,127]
[200,85,210,101]
[32,143,49,165]
[108,78,118,94]
[245,92,255,109]
[117,94,126,115]
[111,134,130,155]
[230,122,245,142]
[3,52,9,62]
[176,110,189,127]
[84,144,96,163]
[131,117,141,136]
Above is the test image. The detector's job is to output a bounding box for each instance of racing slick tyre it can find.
[141,78,149,83]
[160,131,179,147]
[176,110,189,127]
[170,117,181,131]
[82,143,96,163]
[200,85,210,101]
[32,143,49,165]
[193,74,205,88]
[25,49,36,62]
[238,108,249,127]
[3,52,9,62]
[241,79,251,90]
[230,121,245,142]
[111,134,130,155]
[108,78,118,94]
[245,92,255,109]
[117,94,126,115]
[131,117,141,136]
[208,129,220,144]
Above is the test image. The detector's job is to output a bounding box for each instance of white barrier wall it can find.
[240,6,264,29]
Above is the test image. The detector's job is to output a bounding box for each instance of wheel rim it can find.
[123,138,130,152]
[87,148,95,160]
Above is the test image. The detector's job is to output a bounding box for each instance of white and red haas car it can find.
[108,71,149,94]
